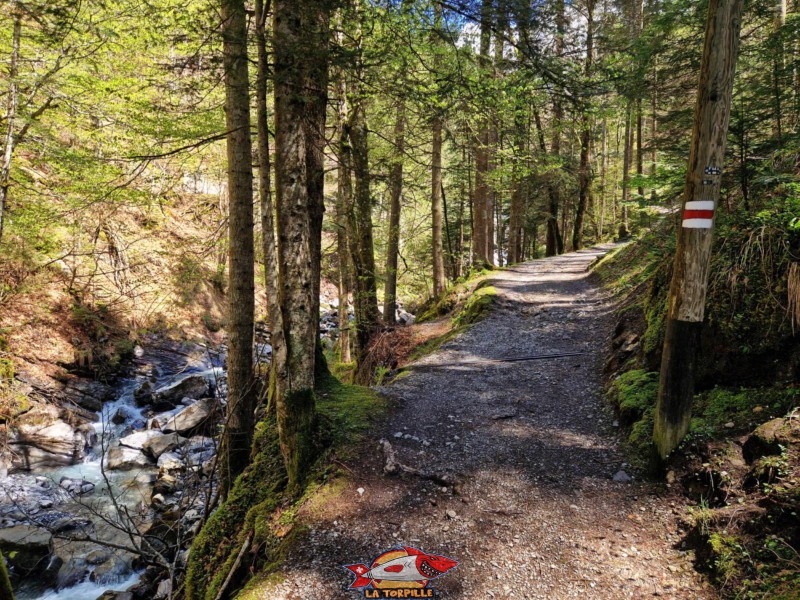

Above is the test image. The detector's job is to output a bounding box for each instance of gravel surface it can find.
[260,247,715,600]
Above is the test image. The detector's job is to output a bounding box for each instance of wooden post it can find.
[653,0,744,459]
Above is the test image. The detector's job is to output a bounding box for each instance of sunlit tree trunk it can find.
[472,0,492,267]
[546,0,566,256]
[334,28,353,362]
[220,0,256,498]
[0,13,21,243]
[384,104,404,324]
[272,0,332,488]
[431,4,447,297]
[255,0,283,372]
[573,0,595,251]
[654,0,744,459]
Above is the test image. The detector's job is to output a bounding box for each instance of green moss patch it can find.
[690,387,800,437]
[608,369,659,425]
[452,283,497,327]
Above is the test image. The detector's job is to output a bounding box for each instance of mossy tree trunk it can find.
[0,550,12,600]
[334,33,354,361]
[654,0,744,459]
[344,1,381,370]
[384,101,404,323]
[220,0,256,498]
[272,0,332,489]
[546,0,566,257]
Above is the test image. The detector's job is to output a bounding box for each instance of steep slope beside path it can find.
[259,247,714,600]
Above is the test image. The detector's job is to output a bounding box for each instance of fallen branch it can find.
[214,532,252,600]
[379,439,455,487]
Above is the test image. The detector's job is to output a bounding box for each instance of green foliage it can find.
[0,359,13,383]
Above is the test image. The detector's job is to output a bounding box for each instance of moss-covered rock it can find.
[742,416,799,463]
[608,370,658,425]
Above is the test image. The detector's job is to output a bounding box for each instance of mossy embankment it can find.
[353,270,500,385]
[185,369,386,600]
[595,209,800,599]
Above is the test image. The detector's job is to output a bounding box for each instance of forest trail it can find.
[263,246,715,600]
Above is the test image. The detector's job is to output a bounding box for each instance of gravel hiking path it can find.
[263,247,715,600]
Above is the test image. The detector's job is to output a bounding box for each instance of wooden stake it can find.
[653,0,744,460]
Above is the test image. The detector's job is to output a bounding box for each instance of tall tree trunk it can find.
[508,110,525,264]
[547,0,566,256]
[431,3,447,297]
[773,0,786,140]
[255,0,285,412]
[220,0,256,498]
[273,0,332,489]
[384,103,404,323]
[334,30,353,362]
[599,113,607,239]
[620,102,633,238]
[573,0,595,251]
[653,0,744,460]
[0,13,21,243]
[486,1,507,266]
[472,0,492,267]
[533,104,562,257]
[346,4,380,372]
[636,98,644,198]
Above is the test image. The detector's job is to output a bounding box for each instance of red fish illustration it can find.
[344,546,458,589]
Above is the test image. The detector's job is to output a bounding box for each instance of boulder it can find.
[10,406,83,470]
[59,477,95,496]
[56,556,88,589]
[0,525,54,577]
[119,429,163,451]
[742,417,800,462]
[106,446,153,471]
[97,593,134,600]
[157,452,182,472]
[90,554,132,585]
[161,399,214,435]
[142,432,186,459]
[153,473,178,495]
[111,408,128,425]
[61,379,114,412]
[133,381,154,407]
[148,375,209,411]
[155,578,172,599]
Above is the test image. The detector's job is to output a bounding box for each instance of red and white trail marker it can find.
[682,200,715,229]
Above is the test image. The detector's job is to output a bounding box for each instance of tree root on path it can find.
[379,439,456,488]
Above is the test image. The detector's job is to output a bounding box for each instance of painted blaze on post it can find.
[682,166,719,229]
[654,0,745,459]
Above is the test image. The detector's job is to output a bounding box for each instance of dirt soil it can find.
[259,247,715,599]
